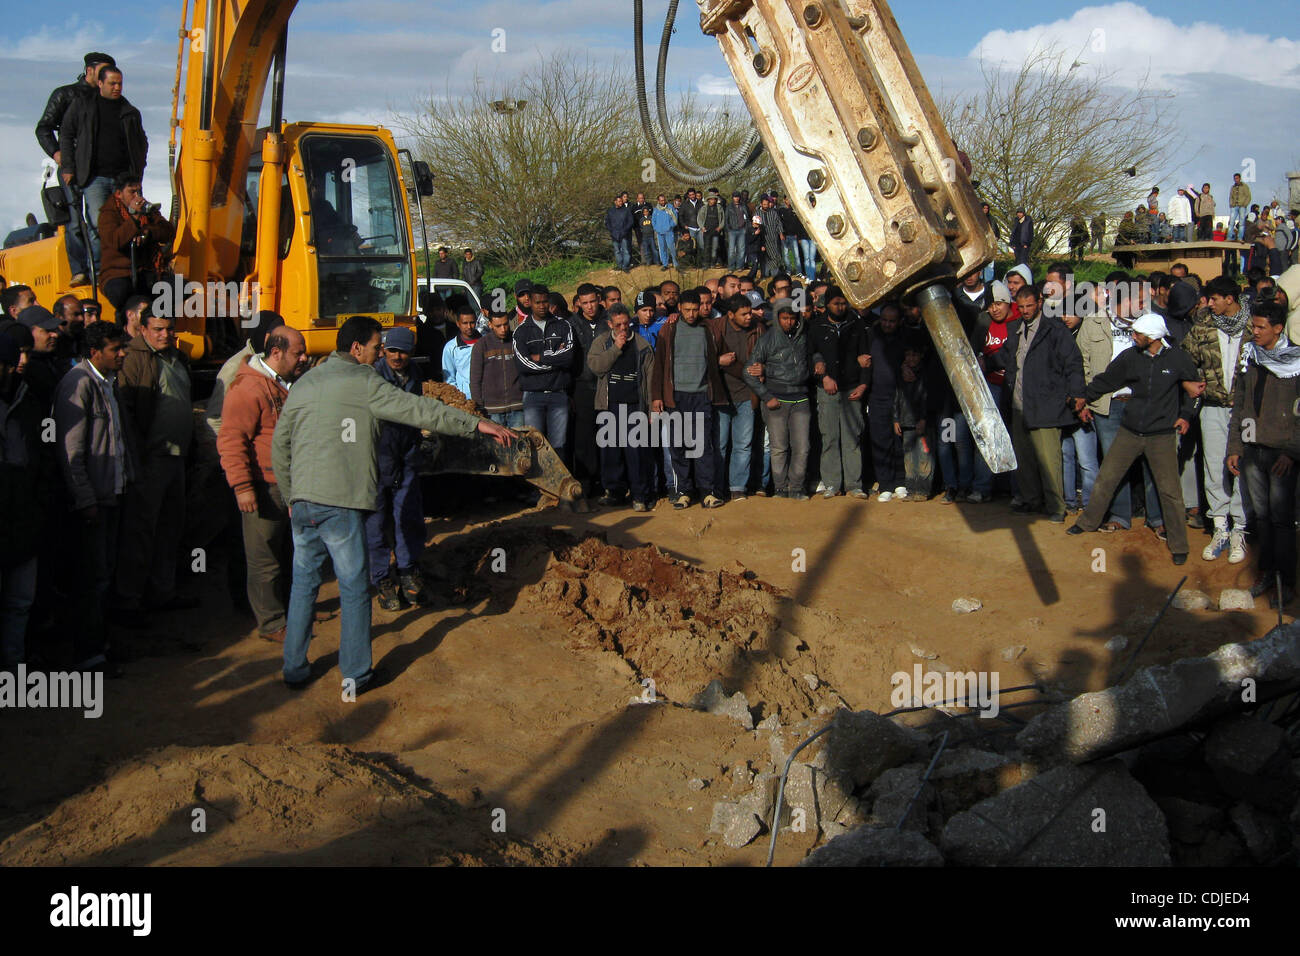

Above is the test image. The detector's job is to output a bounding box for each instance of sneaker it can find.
[1048,513,1066,523]
[1228,530,1247,564]
[376,577,404,611]
[822,488,838,499]
[631,500,648,512]
[1099,522,1124,533]
[752,488,770,498]
[1149,524,1168,542]
[69,273,88,286]
[1010,501,1037,514]
[597,490,628,507]
[964,490,990,504]
[398,568,430,606]
[849,489,869,500]
[877,491,894,502]
[893,486,908,500]
[815,481,829,493]
[1066,524,1085,535]
[1186,509,1205,529]
[729,490,747,501]
[789,492,810,501]
[1202,527,1230,561]
[702,494,724,509]
[942,488,957,504]
[672,494,691,510]
[1249,576,1273,598]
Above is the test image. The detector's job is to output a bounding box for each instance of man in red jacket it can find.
[217,326,308,641]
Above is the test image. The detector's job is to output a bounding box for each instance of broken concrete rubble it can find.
[690,679,754,730]
[940,760,1171,865]
[1016,624,1300,763]
[708,801,763,849]
[800,825,944,866]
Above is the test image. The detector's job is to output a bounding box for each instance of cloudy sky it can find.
[1,0,1297,235]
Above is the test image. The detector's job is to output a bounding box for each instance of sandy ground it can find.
[0,491,1282,866]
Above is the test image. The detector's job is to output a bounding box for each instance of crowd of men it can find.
[604,189,818,279]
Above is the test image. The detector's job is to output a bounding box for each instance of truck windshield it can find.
[301,134,410,320]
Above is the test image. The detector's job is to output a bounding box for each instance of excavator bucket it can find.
[419,427,588,512]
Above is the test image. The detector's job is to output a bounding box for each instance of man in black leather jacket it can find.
[35,52,116,282]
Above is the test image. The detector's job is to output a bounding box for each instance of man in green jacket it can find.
[272,315,514,694]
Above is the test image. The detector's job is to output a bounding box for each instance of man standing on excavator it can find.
[35,51,116,284]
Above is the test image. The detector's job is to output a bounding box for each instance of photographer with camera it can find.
[97,174,174,311]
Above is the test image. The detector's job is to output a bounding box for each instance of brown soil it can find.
[0,496,1283,866]
[422,380,481,417]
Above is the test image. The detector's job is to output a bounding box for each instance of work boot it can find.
[398,568,430,607]
[376,576,404,612]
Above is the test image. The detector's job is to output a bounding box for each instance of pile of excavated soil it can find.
[529,536,850,721]
[0,743,560,866]
[422,380,482,417]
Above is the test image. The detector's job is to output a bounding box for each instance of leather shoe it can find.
[1066,524,1085,535]
[260,627,286,643]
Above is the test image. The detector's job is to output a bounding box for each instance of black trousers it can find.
[868,399,901,491]
[571,382,601,496]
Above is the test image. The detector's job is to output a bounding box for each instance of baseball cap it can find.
[989,280,1012,303]
[18,305,60,331]
[745,290,765,307]
[383,326,416,352]
[514,279,533,296]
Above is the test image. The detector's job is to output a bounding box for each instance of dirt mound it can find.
[422,380,482,417]
[0,744,560,866]
[530,536,849,721]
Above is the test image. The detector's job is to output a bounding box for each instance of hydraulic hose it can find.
[633,0,762,186]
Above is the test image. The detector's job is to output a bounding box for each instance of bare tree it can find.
[942,45,1184,256]
[391,52,777,269]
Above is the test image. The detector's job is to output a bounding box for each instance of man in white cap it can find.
[1067,313,1205,564]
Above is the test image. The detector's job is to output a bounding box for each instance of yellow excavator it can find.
[634,0,1016,473]
[0,0,580,504]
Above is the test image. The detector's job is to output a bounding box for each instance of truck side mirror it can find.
[412,161,435,197]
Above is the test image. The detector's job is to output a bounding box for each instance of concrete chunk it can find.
[1219,589,1254,610]
[1172,589,1212,611]
[1017,626,1300,762]
[807,709,921,789]
[940,760,1170,866]
[800,825,944,867]
[690,679,754,730]
[709,801,763,848]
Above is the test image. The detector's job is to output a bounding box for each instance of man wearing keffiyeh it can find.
[1226,302,1300,607]
[1182,277,1250,563]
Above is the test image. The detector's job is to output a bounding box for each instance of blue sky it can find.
[1,0,1297,233]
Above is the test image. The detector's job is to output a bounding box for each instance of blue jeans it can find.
[937,411,975,493]
[716,401,756,493]
[523,391,569,458]
[490,409,525,428]
[0,556,38,666]
[655,231,676,267]
[1062,421,1099,508]
[798,238,818,278]
[61,182,91,276]
[364,470,424,585]
[1228,207,1247,239]
[612,237,631,270]
[726,228,746,270]
[783,236,800,274]
[1172,224,1189,242]
[1243,445,1297,586]
[284,502,374,687]
[81,175,114,272]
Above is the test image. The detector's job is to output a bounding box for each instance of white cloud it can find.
[972,2,1300,90]
[695,73,739,97]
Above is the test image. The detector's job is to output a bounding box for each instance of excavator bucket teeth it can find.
[419,426,584,506]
